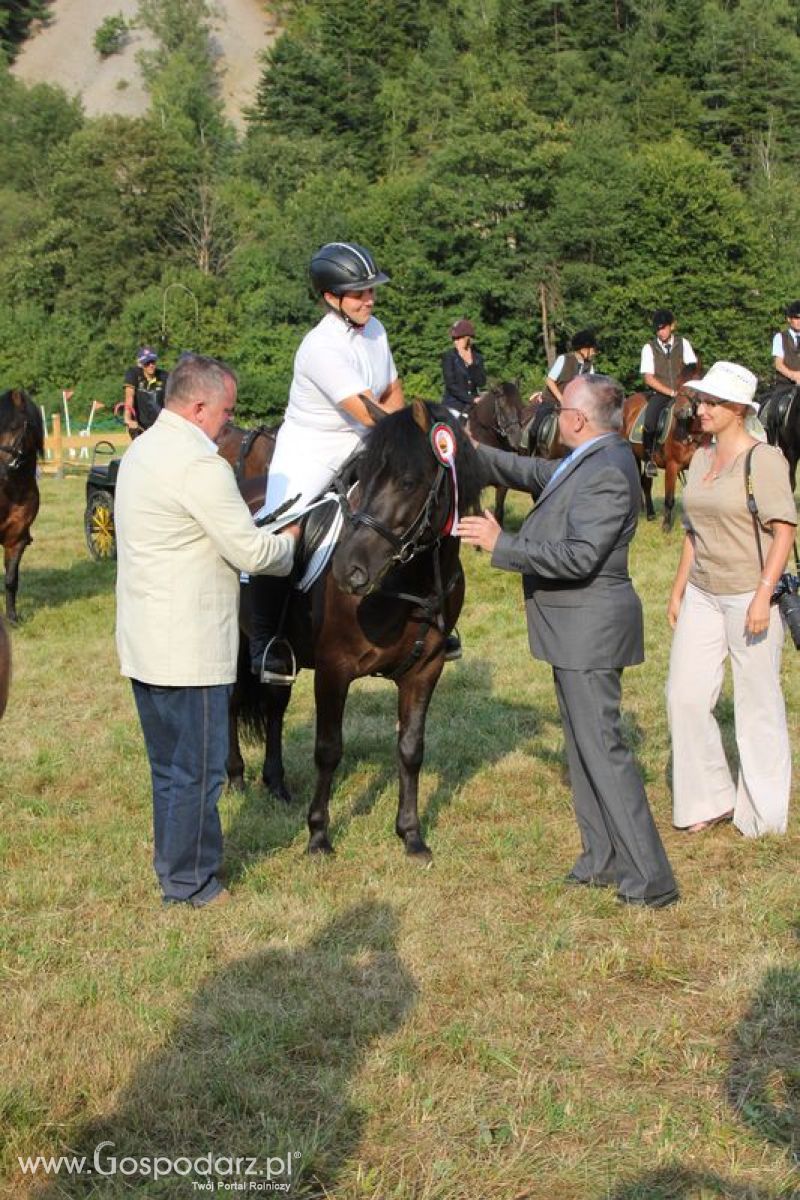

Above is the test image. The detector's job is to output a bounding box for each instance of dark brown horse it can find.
[0,389,43,623]
[229,401,483,860]
[217,423,276,484]
[0,615,10,719]
[622,364,706,530]
[469,386,570,523]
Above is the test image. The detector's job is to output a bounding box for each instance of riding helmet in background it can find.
[786,300,800,319]
[652,308,675,330]
[571,329,599,351]
[449,319,476,339]
[310,243,390,296]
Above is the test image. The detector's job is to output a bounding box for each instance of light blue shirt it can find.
[547,433,613,486]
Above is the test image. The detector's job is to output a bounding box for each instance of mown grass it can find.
[0,475,798,1200]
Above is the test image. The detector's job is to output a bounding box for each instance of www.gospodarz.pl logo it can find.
[18,1141,300,1191]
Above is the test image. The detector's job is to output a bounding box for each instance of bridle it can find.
[472,390,522,448]
[0,421,29,473]
[344,459,452,575]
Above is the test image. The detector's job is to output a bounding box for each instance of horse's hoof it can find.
[404,835,433,863]
[228,773,246,794]
[263,778,293,805]
[307,835,334,856]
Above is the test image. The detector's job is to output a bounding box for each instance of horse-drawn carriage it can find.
[84,441,121,560]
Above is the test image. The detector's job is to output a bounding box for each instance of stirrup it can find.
[444,630,462,662]
[259,636,297,686]
[644,460,658,479]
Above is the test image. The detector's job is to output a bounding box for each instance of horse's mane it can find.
[0,389,44,457]
[360,403,484,515]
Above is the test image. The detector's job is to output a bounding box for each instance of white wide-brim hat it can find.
[683,361,759,410]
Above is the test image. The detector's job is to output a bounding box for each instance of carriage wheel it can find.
[85,490,116,561]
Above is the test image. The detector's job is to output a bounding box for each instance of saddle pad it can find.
[296,500,343,593]
[629,409,646,445]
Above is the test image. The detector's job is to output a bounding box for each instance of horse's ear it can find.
[411,399,431,433]
[11,390,25,410]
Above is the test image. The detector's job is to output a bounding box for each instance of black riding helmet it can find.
[786,300,800,319]
[310,242,390,296]
[571,329,599,352]
[652,308,675,330]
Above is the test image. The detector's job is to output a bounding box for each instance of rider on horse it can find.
[543,329,599,405]
[639,308,697,478]
[248,242,405,683]
[761,300,800,437]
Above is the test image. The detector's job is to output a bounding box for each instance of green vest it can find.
[648,337,686,390]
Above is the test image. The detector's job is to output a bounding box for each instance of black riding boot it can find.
[641,429,658,478]
[248,574,295,685]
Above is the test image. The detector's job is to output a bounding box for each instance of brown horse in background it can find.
[622,365,706,531]
[0,389,43,623]
[0,615,10,719]
[217,423,276,484]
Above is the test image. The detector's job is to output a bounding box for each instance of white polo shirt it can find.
[772,330,800,356]
[284,311,397,434]
[639,337,697,375]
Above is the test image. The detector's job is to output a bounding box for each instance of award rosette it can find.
[429,422,459,536]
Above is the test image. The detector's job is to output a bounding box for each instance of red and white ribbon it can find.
[430,422,459,536]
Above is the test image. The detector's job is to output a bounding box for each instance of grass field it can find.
[1,475,798,1200]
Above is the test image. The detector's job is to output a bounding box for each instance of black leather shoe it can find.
[444,632,462,662]
[564,871,615,889]
[616,889,679,909]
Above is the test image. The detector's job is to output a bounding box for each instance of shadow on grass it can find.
[18,560,115,614]
[31,900,416,1199]
[603,1164,778,1198]
[602,933,799,1200]
[224,657,555,882]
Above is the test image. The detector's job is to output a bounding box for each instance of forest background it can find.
[1,0,799,422]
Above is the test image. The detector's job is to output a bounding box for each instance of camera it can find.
[770,573,800,650]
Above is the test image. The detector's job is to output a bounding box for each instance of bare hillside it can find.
[10,0,278,130]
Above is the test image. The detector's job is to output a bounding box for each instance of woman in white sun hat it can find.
[665,361,797,836]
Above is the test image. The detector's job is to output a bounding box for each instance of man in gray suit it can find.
[458,373,678,908]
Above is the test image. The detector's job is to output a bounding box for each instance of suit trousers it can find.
[132,680,232,904]
[667,583,790,836]
[553,666,677,900]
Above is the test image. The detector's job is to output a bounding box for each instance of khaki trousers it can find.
[666,583,790,836]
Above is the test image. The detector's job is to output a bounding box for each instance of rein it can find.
[0,421,29,473]
[234,425,274,483]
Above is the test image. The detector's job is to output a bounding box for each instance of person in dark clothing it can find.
[639,309,697,478]
[441,319,486,418]
[123,347,169,438]
[771,300,800,394]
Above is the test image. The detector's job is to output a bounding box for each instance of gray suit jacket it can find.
[480,435,644,670]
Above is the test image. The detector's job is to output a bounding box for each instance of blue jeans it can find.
[132,681,232,905]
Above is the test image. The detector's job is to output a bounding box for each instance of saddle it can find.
[520,401,559,456]
[629,400,675,447]
[759,385,797,443]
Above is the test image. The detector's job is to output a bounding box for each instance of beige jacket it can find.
[115,408,294,686]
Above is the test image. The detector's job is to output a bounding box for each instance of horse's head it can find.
[673,364,706,445]
[333,400,482,597]
[471,381,525,450]
[0,390,43,483]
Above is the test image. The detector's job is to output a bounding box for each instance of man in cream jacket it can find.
[115,353,297,908]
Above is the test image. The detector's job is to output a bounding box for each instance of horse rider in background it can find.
[542,329,599,406]
[639,309,698,478]
[123,346,169,439]
[760,300,800,442]
[441,318,487,421]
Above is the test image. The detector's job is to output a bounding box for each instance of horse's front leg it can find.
[4,540,27,624]
[494,485,508,527]
[662,459,679,532]
[641,469,655,521]
[261,682,293,803]
[307,667,350,855]
[395,660,442,861]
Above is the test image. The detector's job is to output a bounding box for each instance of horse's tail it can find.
[233,634,266,743]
